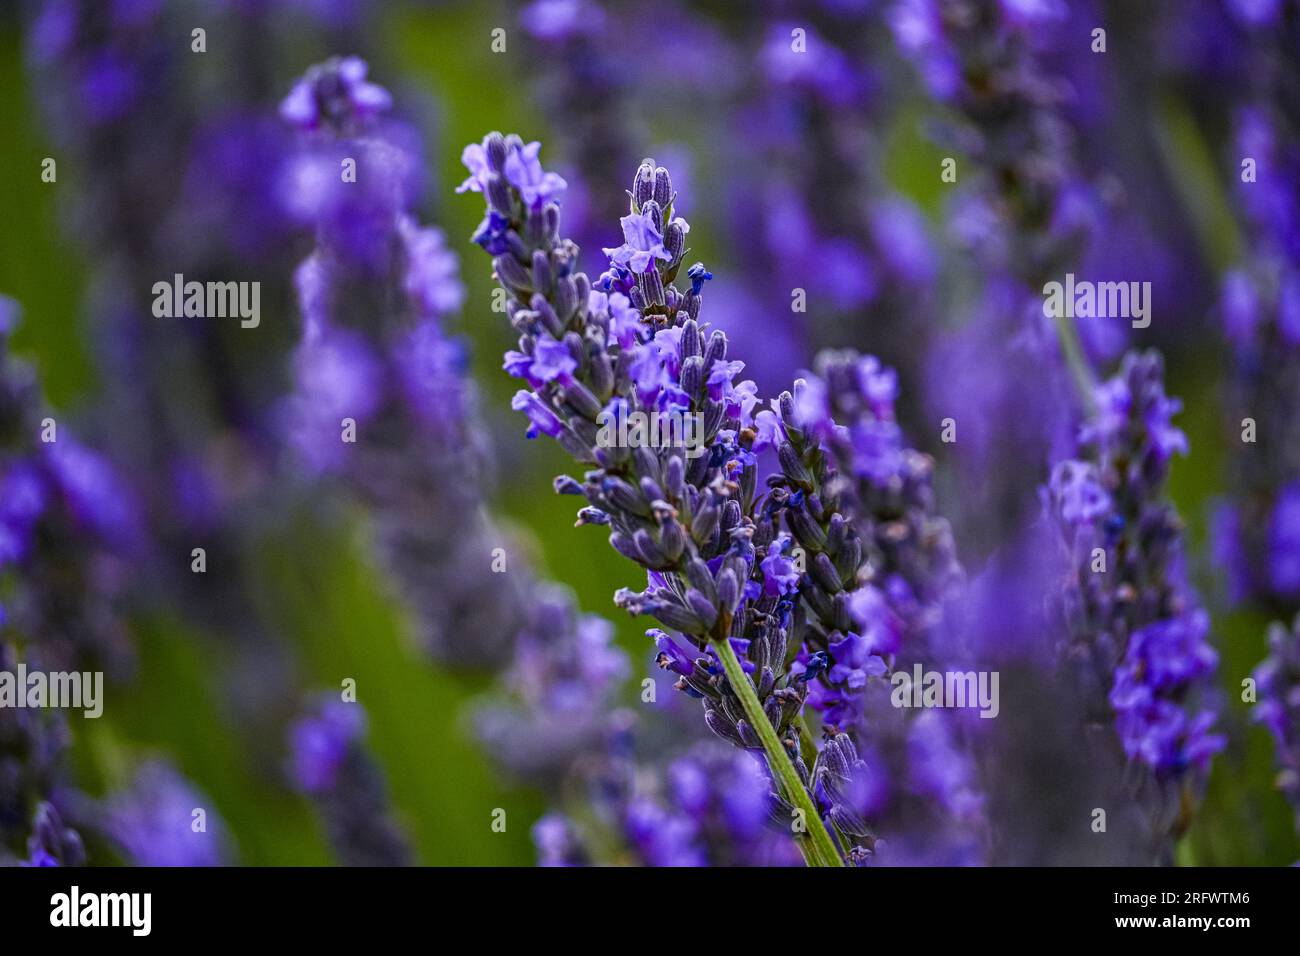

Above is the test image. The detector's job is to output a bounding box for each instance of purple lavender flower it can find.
[461,139,982,865]
[0,638,81,866]
[1254,616,1300,829]
[0,305,135,676]
[472,586,629,784]
[504,140,569,208]
[1046,351,1223,855]
[462,137,853,862]
[566,735,801,867]
[283,58,534,667]
[1216,90,1300,613]
[288,696,411,866]
[532,813,589,866]
[20,803,84,868]
[105,761,231,867]
[603,207,676,273]
[280,55,392,133]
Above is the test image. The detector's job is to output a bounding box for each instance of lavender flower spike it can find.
[1046,350,1223,859]
[460,135,844,866]
[1254,616,1300,832]
[288,695,412,867]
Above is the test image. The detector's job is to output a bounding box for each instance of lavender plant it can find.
[1253,616,1300,832]
[461,137,848,864]
[0,636,83,866]
[0,301,138,681]
[791,350,985,863]
[284,60,630,792]
[281,56,531,667]
[288,695,411,866]
[1045,350,1224,860]
[99,761,232,867]
[460,131,994,864]
[535,732,803,867]
[2,299,225,867]
[24,0,333,766]
[1209,4,1300,616]
[892,0,1141,557]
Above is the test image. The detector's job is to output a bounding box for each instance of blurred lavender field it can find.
[0,0,1297,866]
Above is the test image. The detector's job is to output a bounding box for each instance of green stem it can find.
[1050,310,1098,416]
[714,637,845,867]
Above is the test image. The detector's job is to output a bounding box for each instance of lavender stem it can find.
[714,636,843,867]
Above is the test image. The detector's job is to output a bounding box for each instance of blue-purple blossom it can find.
[504,140,568,207]
[106,762,230,867]
[280,55,392,133]
[288,695,411,867]
[1253,616,1300,827]
[603,207,675,273]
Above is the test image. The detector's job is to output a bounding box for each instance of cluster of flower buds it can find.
[463,136,863,861]
[0,637,82,866]
[1046,350,1223,854]
[0,301,136,679]
[1254,616,1300,831]
[535,729,802,867]
[288,696,411,867]
[283,59,532,666]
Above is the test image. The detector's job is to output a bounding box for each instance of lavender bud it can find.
[634,529,669,568]
[486,173,512,216]
[660,517,687,562]
[554,474,584,495]
[686,589,719,629]
[691,502,720,542]
[610,531,642,563]
[702,330,726,370]
[495,255,532,295]
[589,348,615,400]
[485,131,507,171]
[639,267,665,307]
[664,220,686,264]
[553,276,577,323]
[786,504,828,551]
[665,455,685,499]
[653,601,706,634]
[652,166,673,209]
[705,708,744,747]
[576,507,609,525]
[641,200,664,235]
[684,292,701,320]
[680,355,703,401]
[532,294,564,337]
[778,442,814,489]
[506,231,530,262]
[716,568,740,612]
[812,552,842,594]
[532,250,553,296]
[557,428,594,462]
[633,159,656,207]
[565,380,604,421]
[604,477,650,517]
[680,319,701,360]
